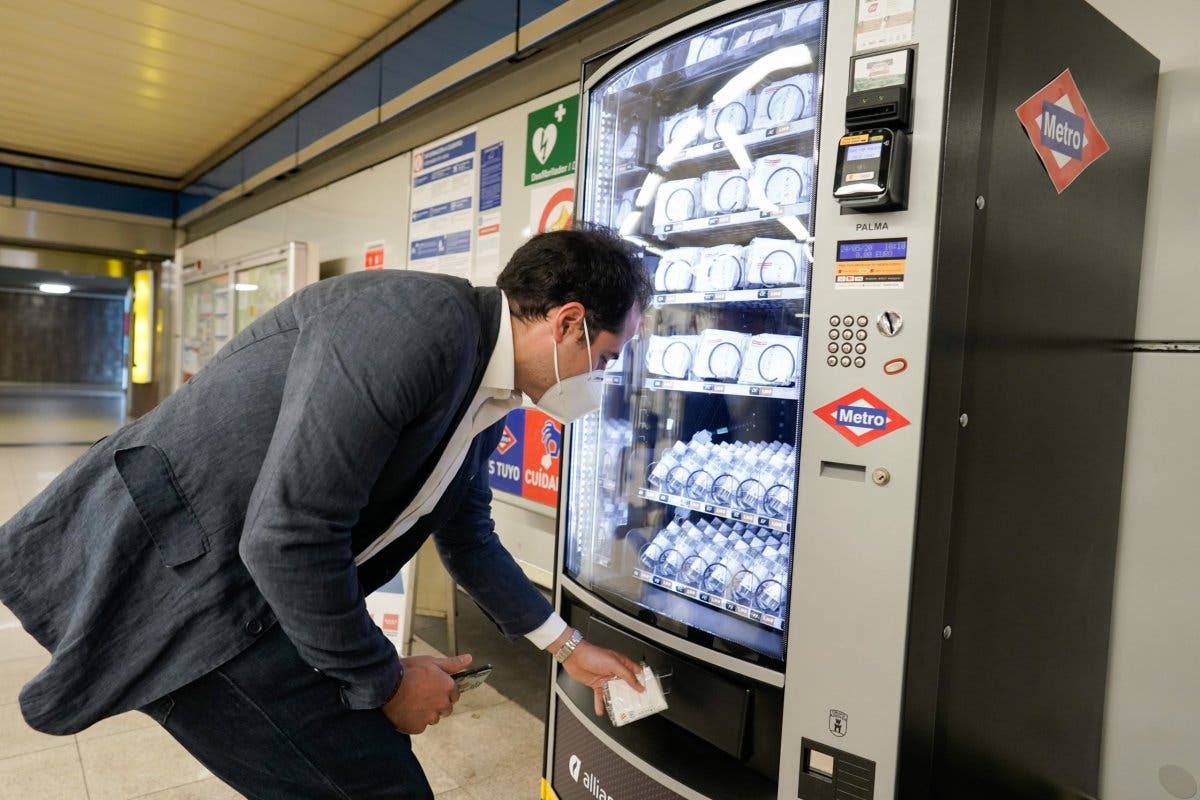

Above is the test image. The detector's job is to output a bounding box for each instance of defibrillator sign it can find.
[1015,68,1109,194]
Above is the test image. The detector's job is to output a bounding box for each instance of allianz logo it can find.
[569,754,618,800]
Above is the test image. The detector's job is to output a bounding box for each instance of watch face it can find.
[707,253,743,290]
[758,344,796,383]
[766,83,803,123]
[716,176,748,212]
[665,188,695,222]
[707,341,742,379]
[760,249,798,286]
[716,102,750,135]
[764,167,803,206]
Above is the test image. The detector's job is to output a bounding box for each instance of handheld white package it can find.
[738,334,803,386]
[744,238,809,288]
[692,329,751,381]
[700,169,752,215]
[752,73,817,128]
[652,178,702,227]
[603,664,669,727]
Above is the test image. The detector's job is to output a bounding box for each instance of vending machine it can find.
[543,1,1157,799]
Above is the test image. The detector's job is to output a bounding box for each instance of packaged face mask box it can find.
[704,94,757,142]
[700,169,752,215]
[655,248,703,293]
[738,334,803,386]
[752,155,813,207]
[692,329,751,381]
[660,106,702,150]
[731,14,780,49]
[744,238,809,288]
[644,335,698,379]
[653,178,702,227]
[617,118,642,162]
[693,245,746,293]
[752,73,818,128]
[780,3,824,31]
[686,29,731,66]
[614,187,640,229]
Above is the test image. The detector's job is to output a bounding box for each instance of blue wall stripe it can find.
[0,166,13,198]
[298,58,382,151]
[381,0,516,105]
[245,113,299,179]
[197,154,242,195]
[14,169,174,219]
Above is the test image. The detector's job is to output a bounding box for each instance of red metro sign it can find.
[813,387,910,447]
[1015,68,1109,194]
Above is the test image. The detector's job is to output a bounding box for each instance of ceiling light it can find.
[38,283,71,294]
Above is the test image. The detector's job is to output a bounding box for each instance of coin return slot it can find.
[820,461,867,482]
[806,749,835,779]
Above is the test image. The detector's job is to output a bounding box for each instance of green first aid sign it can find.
[525,95,578,186]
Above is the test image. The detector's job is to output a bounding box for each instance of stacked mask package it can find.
[660,106,702,150]
[653,178,702,227]
[738,334,803,386]
[752,73,818,129]
[685,28,732,66]
[654,248,703,293]
[744,237,809,288]
[731,14,779,49]
[753,155,813,207]
[704,93,757,142]
[701,169,752,215]
[693,245,745,293]
[644,335,697,379]
[692,329,751,381]
[780,2,824,31]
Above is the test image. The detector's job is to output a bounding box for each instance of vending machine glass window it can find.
[565,0,826,668]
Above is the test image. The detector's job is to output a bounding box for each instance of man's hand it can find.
[381,653,472,734]
[555,637,644,717]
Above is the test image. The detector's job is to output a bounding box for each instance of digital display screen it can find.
[846,142,883,162]
[837,239,908,261]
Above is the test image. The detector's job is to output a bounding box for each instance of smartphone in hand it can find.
[452,663,494,692]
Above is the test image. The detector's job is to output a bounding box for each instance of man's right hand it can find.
[381,653,472,733]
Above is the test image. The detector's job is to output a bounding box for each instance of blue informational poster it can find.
[479,143,503,212]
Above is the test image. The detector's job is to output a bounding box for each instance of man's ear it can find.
[551,302,586,342]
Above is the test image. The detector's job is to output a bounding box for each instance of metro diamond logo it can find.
[1015,68,1109,194]
[813,387,910,447]
[496,425,518,455]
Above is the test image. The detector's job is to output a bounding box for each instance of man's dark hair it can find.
[497,226,653,335]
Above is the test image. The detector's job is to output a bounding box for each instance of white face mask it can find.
[535,317,605,423]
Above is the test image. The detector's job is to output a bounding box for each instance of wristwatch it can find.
[554,628,584,663]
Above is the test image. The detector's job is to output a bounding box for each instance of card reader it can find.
[833,129,907,210]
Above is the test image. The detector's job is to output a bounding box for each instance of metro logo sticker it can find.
[814,387,910,446]
[495,424,518,455]
[1015,68,1109,194]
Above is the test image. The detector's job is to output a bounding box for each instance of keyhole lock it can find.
[872,468,891,486]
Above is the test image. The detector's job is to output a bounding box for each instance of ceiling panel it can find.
[0,0,422,179]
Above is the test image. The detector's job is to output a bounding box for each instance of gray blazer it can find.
[0,270,553,735]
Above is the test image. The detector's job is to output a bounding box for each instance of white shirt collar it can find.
[479,290,516,397]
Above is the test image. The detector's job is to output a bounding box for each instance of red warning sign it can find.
[1015,68,1109,194]
[813,387,910,447]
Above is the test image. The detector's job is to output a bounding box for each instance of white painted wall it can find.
[1082,2,1200,798]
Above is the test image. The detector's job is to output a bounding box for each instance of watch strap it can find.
[553,628,583,664]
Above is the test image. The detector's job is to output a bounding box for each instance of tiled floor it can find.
[0,444,545,799]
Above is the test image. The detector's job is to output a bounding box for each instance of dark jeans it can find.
[141,624,432,800]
